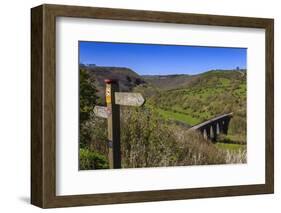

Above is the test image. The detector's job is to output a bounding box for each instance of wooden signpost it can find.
[93,79,145,169]
[93,106,111,118]
[115,92,145,107]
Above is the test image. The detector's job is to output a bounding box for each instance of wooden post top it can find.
[104,79,118,84]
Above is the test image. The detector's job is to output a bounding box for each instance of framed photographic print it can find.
[31,4,274,208]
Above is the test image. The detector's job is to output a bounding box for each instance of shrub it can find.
[176,130,226,165]
[120,106,227,167]
[79,68,98,147]
[225,149,247,164]
[79,148,109,170]
[228,115,246,138]
[80,113,108,153]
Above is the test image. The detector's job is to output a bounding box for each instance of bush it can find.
[176,130,226,165]
[228,115,246,137]
[79,148,109,170]
[120,106,227,167]
[80,113,108,153]
[225,149,247,164]
[120,106,177,167]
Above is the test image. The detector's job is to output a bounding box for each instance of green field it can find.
[156,108,200,126]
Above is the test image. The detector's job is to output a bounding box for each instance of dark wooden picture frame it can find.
[31,4,274,208]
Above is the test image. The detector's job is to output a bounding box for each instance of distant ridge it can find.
[142,69,246,90]
[80,64,146,103]
[80,64,247,102]
[141,74,189,78]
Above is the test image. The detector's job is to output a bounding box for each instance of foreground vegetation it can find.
[81,107,246,169]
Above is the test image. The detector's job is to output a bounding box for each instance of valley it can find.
[79,64,247,169]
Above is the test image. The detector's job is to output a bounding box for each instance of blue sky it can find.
[79,41,247,75]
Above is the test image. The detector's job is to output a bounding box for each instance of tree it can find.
[79,68,98,147]
[126,75,132,82]
[79,68,98,124]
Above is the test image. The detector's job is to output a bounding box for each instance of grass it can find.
[219,134,246,144]
[216,143,246,152]
[156,108,200,125]
[219,77,231,86]
[233,84,246,97]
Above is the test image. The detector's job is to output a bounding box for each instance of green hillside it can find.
[139,70,247,144]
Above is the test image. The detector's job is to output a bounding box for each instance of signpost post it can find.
[104,79,121,169]
[94,79,145,169]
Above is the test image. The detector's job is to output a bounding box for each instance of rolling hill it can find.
[142,74,194,90]
[140,69,247,143]
[80,64,146,103]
